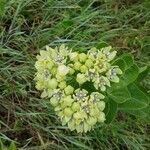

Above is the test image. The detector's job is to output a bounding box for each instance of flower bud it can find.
[71,102,80,112]
[56,74,66,82]
[35,82,43,90]
[80,65,88,73]
[87,117,97,126]
[41,90,48,98]
[97,112,105,122]
[69,67,75,75]
[69,52,78,61]
[50,97,59,107]
[47,60,54,70]
[58,81,67,89]
[61,96,74,108]
[76,124,84,133]
[90,107,99,116]
[48,78,58,89]
[57,65,69,76]
[85,59,94,68]
[97,101,105,111]
[51,67,57,75]
[64,85,74,95]
[84,122,91,133]
[68,120,76,131]
[78,53,87,62]
[64,107,73,117]
[74,61,82,70]
[76,73,87,85]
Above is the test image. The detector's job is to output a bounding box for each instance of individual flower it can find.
[101,46,117,62]
[106,66,122,83]
[35,59,54,72]
[50,89,64,107]
[36,49,51,61]
[85,69,99,82]
[87,47,98,61]
[41,89,55,98]
[90,92,105,102]
[60,95,74,108]
[34,69,52,90]
[56,73,66,82]
[94,60,110,73]
[46,44,71,64]
[94,76,110,91]
[73,89,88,102]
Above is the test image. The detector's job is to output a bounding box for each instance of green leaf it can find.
[107,86,131,103]
[112,55,138,88]
[128,84,149,104]
[118,84,149,110]
[122,106,150,118]
[119,64,139,86]
[137,66,149,82]
[124,64,139,83]
[119,98,148,110]
[113,58,126,72]
[121,53,134,70]
[105,99,118,123]
[9,142,17,150]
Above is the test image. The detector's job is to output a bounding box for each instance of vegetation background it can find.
[0,0,150,149]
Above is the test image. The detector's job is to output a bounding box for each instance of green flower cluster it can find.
[34,44,122,133]
[70,46,122,91]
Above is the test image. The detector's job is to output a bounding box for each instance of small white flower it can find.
[106,66,122,83]
[94,76,110,91]
[73,89,88,101]
[86,69,98,81]
[101,46,117,62]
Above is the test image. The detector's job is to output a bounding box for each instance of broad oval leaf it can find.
[121,53,134,70]
[119,64,139,86]
[118,98,148,110]
[122,106,149,118]
[113,58,126,72]
[105,99,118,124]
[107,86,131,103]
[118,84,149,110]
[128,83,149,104]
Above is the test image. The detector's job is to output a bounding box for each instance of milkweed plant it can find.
[34,44,149,133]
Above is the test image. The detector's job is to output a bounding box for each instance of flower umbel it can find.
[35,45,122,133]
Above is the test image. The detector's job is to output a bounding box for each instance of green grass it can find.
[0,0,150,149]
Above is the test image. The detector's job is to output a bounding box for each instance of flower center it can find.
[75,92,87,101]
[55,55,64,64]
[53,91,63,100]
